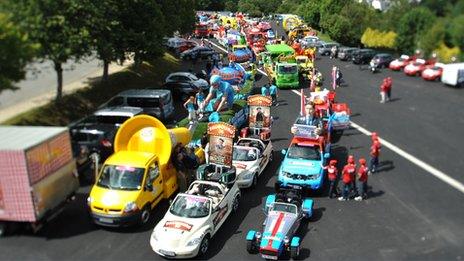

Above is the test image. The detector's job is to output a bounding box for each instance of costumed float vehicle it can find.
[229,45,256,79]
[149,122,241,258]
[194,22,212,38]
[246,27,268,56]
[288,25,315,42]
[233,95,274,189]
[261,44,299,89]
[276,92,331,192]
[282,15,303,32]
[306,89,351,132]
[88,115,204,227]
[246,186,313,260]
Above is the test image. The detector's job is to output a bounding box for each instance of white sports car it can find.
[150,180,240,259]
[233,137,273,188]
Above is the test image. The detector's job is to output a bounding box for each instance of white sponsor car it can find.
[233,137,273,188]
[150,180,240,259]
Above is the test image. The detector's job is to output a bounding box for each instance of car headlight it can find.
[187,237,202,247]
[87,196,92,206]
[123,201,138,213]
[241,171,253,180]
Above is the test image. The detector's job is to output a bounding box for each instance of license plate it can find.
[159,249,175,257]
[261,254,278,260]
[99,218,113,223]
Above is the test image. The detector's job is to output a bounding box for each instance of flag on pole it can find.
[332,66,337,90]
[300,88,305,116]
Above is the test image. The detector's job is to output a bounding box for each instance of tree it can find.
[0,13,37,92]
[224,0,238,12]
[447,15,464,51]
[237,0,262,17]
[395,7,436,54]
[296,0,322,30]
[361,28,397,49]
[419,20,446,57]
[11,0,93,100]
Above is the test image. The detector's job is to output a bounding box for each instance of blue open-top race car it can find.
[246,187,313,260]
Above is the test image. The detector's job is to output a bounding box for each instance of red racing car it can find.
[421,63,444,81]
[389,55,414,71]
[404,59,433,76]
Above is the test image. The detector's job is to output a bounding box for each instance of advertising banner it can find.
[207,122,236,167]
[291,124,319,139]
[247,95,272,128]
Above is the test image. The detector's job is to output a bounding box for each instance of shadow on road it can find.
[376,160,395,173]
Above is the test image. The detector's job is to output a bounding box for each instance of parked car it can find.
[337,47,358,61]
[441,63,464,87]
[69,106,144,178]
[180,46,216,60]
[165,37,187,50]
[389,54,414,71]
[352,49,376,64]
[102,89,175,121]
[174,40,198,54]
[421,63,444,81]
[370,53,393,68]
[404,59,434,76]
[165,72,209,91]
[317,42,339,56]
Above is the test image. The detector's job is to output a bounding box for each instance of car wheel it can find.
[140,206,151,225]
[0,222,7,237]
[290,245,300,260]
[198,235,210,257]
[247,240,257,254]
[251,174,258,189]
[232,195,240,212]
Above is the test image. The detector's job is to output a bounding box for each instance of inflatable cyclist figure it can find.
[203,74,236,114]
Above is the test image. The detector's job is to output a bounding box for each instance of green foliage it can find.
[434,42,461,63]
[448,15,464,51]
[361,28,397,49]
[0,13,37,92]
[419,20,446,57]
[296,0,322,30]
[395,7,436,54]
[224,0,239,12]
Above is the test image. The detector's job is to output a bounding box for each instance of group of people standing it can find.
[172,144,201,192]
[326,132,382,201]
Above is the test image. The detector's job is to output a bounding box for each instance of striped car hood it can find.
[259,211,298,251]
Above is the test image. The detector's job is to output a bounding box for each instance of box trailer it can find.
[441,63,464,87]
[0,126,79,236]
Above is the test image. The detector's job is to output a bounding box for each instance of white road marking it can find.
[205,38,464,194]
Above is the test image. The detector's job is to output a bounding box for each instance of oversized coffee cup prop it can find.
[247,95,272,129]
[207,122,236,167]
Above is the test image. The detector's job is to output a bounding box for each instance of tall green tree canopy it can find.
[396,7,436,54]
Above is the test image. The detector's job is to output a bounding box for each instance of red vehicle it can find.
[194,23,211,38]
[257,22,272,32]
[421,63,445,81]
[245,27,267,55]
[404,59,434,76]
[389,55,414,71]
[175,40,198,54]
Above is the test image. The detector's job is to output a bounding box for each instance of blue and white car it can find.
[246,187,313,260]
[276,125,330,191]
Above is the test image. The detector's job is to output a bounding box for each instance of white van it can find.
[441,63,464,88]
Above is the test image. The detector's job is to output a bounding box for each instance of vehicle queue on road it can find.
[1,11,387,260]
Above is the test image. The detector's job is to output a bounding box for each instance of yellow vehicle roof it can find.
[105,151,155,168]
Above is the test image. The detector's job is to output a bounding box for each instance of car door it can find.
[142,162,164,209]
[211,191,229,234]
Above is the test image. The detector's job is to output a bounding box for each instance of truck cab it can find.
[88,115,203,227]
[275,63,299,89]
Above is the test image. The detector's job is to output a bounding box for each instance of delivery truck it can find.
[0,126,80,236]
[88,115,204,227]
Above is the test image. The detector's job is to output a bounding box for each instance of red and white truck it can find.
[0,126,79,236]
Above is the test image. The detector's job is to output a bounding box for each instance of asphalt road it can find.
[0,57,102,110]
[1,24,463,260]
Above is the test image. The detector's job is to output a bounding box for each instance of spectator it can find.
[385,77,392,101]
[355,158,369,201]
[206,60,212,76]
[261,84,269,96]
[269,83,278,106]
[339,155,356,201]
[369,140,381,174]
[184,96,197,123]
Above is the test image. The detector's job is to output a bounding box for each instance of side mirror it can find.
[281,149,287,155]
[169,199,173,205]
[146,183,153,191]
[324,153,330,159]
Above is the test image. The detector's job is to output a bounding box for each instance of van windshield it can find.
[278,65,298,74]
[97,165,144,190]
[96,115,131,125]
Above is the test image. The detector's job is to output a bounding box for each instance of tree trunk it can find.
[54,61,63,101]
[102,59,109,82]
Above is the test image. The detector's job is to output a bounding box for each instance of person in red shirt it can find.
[323,160,338,198]
[339,155,356,201]
[385,77,392,102]
[380,79,387,103]
[355,158,369,201]
[369,140,381,174]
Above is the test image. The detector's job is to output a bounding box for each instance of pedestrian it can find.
[269,83,278,106]
[206,60,212,76]
[261,84,269,96]
[369,140,381,174]
[324,160,338,198]
[172,146,188,192]
[212,52,219,68]
[355,158,369,201]
[195,90,205,117]
[339,155,356,201]
[380,79,387,103]
[184,96,197,123]
[385,77,392,101]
